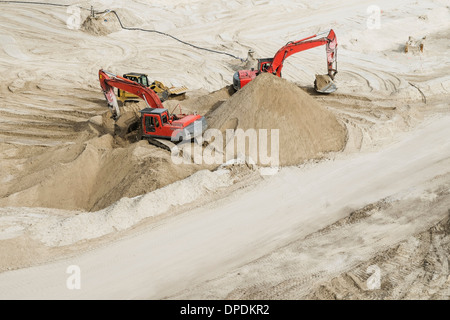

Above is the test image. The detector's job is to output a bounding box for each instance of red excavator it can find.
[98,69,207,146]
[233,29,338,93]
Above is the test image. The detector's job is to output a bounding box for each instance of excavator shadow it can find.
[298,85,327,96]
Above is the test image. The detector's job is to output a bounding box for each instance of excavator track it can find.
[145,137,177,152]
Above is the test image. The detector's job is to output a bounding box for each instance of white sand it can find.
[0,0,449,299]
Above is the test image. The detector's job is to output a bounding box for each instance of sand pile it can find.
[81,9,147,36]
[0,134,203,212]
[81,12,122,36]
[176,85,235,116]
[207,73,347,166]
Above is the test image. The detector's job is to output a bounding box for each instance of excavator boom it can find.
[233,29,338,93]
[267,29,337,77]
[99,69,164,118]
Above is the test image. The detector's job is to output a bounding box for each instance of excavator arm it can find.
[266,29,337,78]
[99,69,164,119]
[233,29,338,92]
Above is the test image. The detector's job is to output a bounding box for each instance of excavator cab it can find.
[118,73,186,102]
[139,107,207,145]
[119,73,170,102]
[124,73,149,86]
[141,108,169,136]
[257,58,274,73]
[118,73,150,102]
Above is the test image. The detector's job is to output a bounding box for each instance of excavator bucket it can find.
[314,74,337,94]
[150,81,187,101]
[103,86,121,119]
[168,85,188,96]
[151,81,188,96]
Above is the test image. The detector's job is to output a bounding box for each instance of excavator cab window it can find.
[145,116,155,132]
[144,115,160,133]
[258,58,274,73]
[161,113,168,124]
[139,75,149,87]
[124,74,149,87]
[260,63,270,72]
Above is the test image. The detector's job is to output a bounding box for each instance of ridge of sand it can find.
[0,134,203,212]
[28,169,233,247]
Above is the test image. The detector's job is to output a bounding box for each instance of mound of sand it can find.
[207,73,347,166]
[81,12,122,36]
[81,9,148,36]
[162,85,234,118]
[0,134,204,212]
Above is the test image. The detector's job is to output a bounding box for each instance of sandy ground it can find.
[0,0,449,299]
